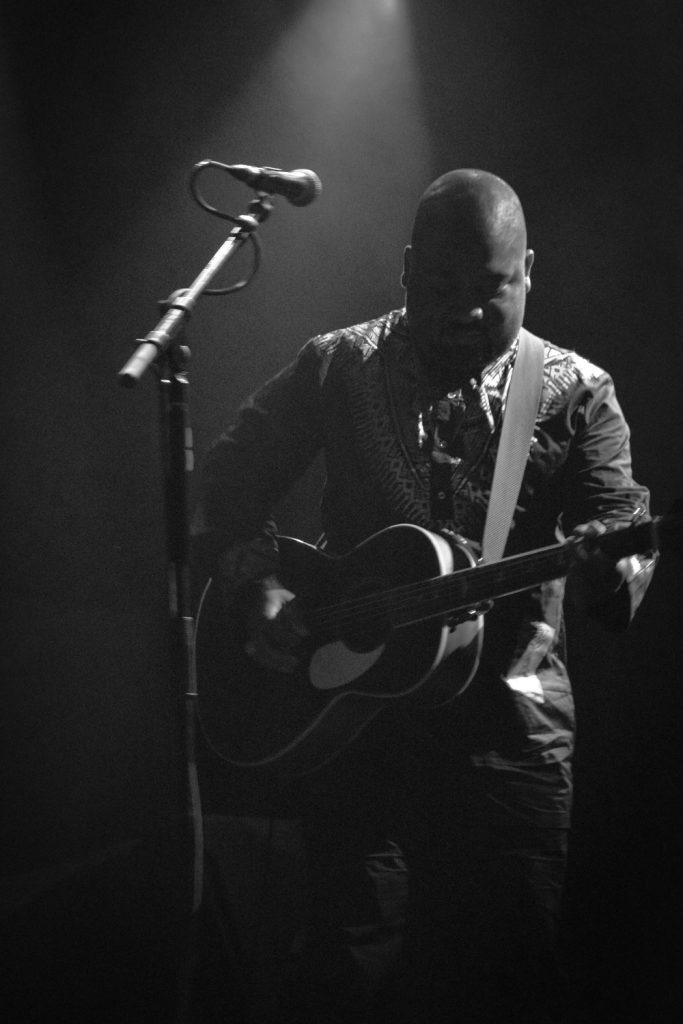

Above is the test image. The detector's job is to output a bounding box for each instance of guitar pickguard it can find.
[308,640,387,690]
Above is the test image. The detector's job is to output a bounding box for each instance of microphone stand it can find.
[118,192,273,1022]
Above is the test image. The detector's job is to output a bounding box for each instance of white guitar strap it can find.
[481,328,545,563]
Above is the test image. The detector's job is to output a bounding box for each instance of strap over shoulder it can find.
[482,329,545,563]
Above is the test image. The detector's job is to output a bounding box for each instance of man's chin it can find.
[429,341,488,381]
[412,323,513,383]
[419,355,480,389]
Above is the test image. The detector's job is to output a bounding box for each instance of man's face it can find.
[404,226,533,388]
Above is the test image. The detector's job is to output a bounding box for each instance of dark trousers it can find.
[277,747,570,1024]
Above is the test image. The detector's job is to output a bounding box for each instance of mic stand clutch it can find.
[117,193,273,1022]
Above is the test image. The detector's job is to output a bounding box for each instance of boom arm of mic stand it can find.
[118,201,271,387]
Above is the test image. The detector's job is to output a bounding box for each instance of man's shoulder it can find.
[535,334,610,388]
[523,330,614,418]
[307,308,406,358]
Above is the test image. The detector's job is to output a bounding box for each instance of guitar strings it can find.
[310,542,577,633]
[307,515,656,634]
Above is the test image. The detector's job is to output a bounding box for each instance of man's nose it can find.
[451,306,484,324]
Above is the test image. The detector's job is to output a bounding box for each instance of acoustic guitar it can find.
[195,511,675,776]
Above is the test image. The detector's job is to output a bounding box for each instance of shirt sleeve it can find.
[560,372,656,630]
[193,339,325,596]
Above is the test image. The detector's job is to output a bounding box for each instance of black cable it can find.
[189,161,263,295]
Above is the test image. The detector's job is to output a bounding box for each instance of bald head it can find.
[404,169,534,386]
[411,169,527,260]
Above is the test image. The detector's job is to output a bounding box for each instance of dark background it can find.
[2,1,682,1020]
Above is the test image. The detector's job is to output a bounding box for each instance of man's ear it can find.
[401,245,412,289]
[524,248,535,292]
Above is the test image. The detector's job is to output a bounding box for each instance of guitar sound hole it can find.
[337,577,390,652]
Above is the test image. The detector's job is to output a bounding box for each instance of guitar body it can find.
[195,506,674,776]
[195,524,483,776]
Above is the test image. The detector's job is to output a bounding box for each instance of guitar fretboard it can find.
[312,540,577,634]
[311,515,660,636]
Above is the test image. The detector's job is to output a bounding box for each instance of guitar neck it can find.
[310,516,660,636]
[391,540,577,627]
[392,516,660,627]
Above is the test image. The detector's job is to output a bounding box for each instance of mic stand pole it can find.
[118,194,273,1022]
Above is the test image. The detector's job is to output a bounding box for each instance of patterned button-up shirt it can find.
[198,308,654,821]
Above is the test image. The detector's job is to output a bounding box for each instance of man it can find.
[196,169,655,1022]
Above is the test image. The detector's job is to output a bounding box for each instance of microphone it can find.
[223,164,322,207]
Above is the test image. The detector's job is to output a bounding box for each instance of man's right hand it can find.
[243,575,309,674]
